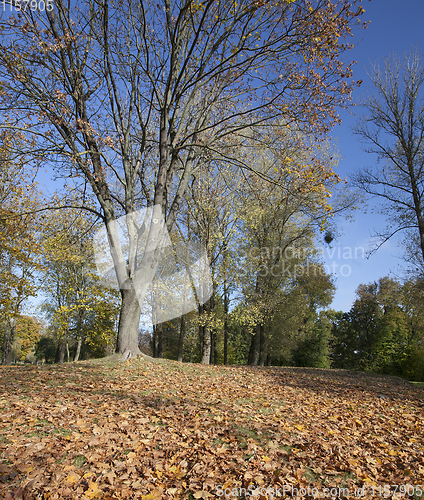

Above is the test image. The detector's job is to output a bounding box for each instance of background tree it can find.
[354,48,424,268]
[291,310,334,368]
[9,315,42,364]
[40,209,119,362]
[331,276,424,379]
[0,134,43,364]
[232,126,340,366]
[0,0,366,358]
[180,161,242,364]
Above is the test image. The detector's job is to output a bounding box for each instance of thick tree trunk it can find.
[117,288,142,359]
[108,207,165,360]
[178,315,185,362]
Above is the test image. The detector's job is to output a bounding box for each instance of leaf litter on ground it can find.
[0,357,423,499]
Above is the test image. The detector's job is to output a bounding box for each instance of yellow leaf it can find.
[363,477,377,486]
[295,425,304,431]
[85,481,102,499]
[65,473,81,484]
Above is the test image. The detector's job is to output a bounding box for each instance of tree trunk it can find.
[213,331,218,365]
[259,323,266,367]
[201,297,212,365]
[55,342,60,363]
[209,329,214,364]
[156,322,163,358]
[74,309,84,362]
[58,341,65,364]
[1,324,7,365]
[198,303,204,361]
[247,333,254,365]
[248,324,261,366]
[152,325,157,357]
[202,324,211,364]
[223,279,229,365]
[116,288,143,359]
[66,342,70,363]
[74,336,83,362]
[1,321,14,365]
[178,315,185,362]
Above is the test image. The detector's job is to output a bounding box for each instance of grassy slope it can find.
[1,357,424,499]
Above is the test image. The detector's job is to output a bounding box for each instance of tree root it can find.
[121,350,154,361]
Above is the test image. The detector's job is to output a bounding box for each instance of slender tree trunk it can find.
[74,309,84,362]
[204,294,215,365]
[202,324,211,364]
[1,321,14,365]
[210,329,218,364]
[178,315,185,362]
[198,304,204,361]
[201,297,213,365]
[2,323,9,365]
[55,342,61,363]
[248,277,262,366]
[248,333,254,365]
[66,342,70,363]
[74,336,83,362]
[156,322,163,358]
[223,279,229,365]
[259,323,266,367]
[59,341,65,364]
[116,288,142,359]
[198,324,204,361]
[209,329,214,364]
[152,325,157,357]
[213,331,218,365]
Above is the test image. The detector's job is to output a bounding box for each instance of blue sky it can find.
[322,0,424,312]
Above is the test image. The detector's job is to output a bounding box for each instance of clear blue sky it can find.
[322,0,424,312]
